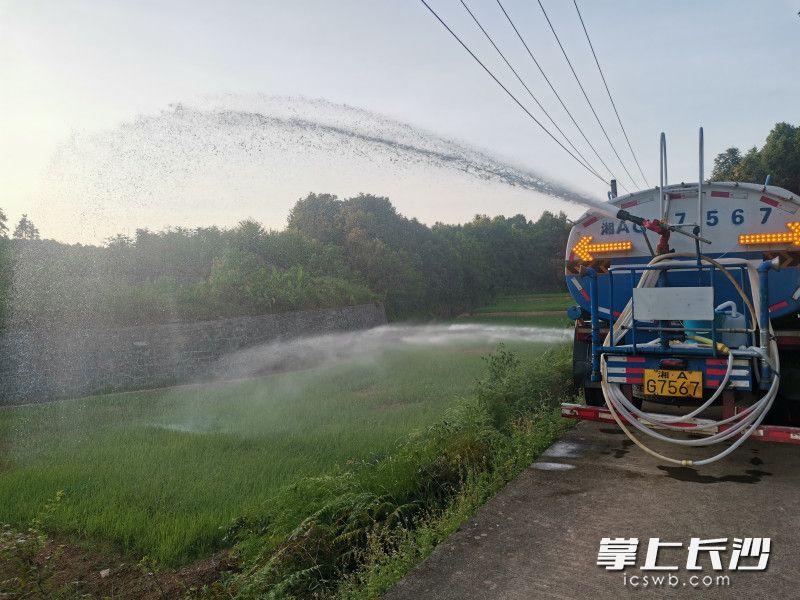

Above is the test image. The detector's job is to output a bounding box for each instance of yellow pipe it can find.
[682,336,729,354]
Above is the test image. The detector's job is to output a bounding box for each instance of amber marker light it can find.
[739,222,800,246]
[571,236,633,261]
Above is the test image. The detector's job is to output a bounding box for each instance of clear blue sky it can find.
[2,0,799,242]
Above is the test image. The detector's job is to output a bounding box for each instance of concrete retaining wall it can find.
[0,303,386,405]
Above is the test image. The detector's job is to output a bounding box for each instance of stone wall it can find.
[0,303,386,405]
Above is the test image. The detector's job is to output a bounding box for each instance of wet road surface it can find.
[384,420,800,599]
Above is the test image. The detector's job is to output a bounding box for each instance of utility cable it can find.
[537,0,638,190]
[495,0,628,193]
[459,0,603,181]
[418,0,610,186]
[573,0,649,187]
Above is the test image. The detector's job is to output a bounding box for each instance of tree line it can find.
[0,193,570,330]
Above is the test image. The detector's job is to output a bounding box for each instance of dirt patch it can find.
[0,535,233,599]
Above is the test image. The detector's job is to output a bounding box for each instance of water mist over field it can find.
[214,322,572,380]
[43,96,611,242]
[146,322,570,437]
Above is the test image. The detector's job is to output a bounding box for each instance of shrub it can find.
[475,343,572,429]
[0,491,65,598]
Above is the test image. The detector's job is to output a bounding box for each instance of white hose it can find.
[599,255,780,466]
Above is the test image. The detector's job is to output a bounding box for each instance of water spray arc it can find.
[46,96,612,242]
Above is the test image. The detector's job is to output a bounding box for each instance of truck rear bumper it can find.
[561,402,800,444]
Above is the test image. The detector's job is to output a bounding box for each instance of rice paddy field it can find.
[458,291,574,328]
[468,292,573,314]
[0,337,560,566]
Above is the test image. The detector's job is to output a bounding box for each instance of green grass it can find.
[334,409,570,600]
[470,292,573,314]
[0,342,549,566]
[456,291,574,329]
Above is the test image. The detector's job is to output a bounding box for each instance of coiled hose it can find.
[599,253,780,466]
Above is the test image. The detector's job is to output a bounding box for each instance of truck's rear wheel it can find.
[584,386,605,407]
[766,348,800,426]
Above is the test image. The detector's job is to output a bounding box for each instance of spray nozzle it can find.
[615,209,644,226]
[616,209,672,254]
[616,209,669,234]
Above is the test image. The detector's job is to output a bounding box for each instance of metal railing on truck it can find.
[584,257,773,389]
[567,257,800,447]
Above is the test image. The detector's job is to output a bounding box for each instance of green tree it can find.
[733,147,768,186]
[710,122,800,194]
[287,193,342,244]
[0,207,8,239]
[711,147,742,180]
[759,122,800,194]
[230,219,266,255]
[13,214,40,240]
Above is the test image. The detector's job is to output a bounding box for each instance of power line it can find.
[536,0,638,190]
[573,0,648,187]
[417,0,610,187]
[458,0,603,181]
[494,0,628,193]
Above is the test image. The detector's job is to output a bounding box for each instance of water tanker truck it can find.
[561,130,800,465]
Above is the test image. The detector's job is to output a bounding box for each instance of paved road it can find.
[385,421,800,599]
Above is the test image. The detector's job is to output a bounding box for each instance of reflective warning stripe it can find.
[606,356,646,363]
[708,379,750,389]
[761,195,798,214]
[570,277,590,302]
[607,376,643,384]
[770,300,789,313]
[706,358,749,367]
[707,368,750,377]
[710,190,748,199]
[760,196,779,207]
[605,356,752,390]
